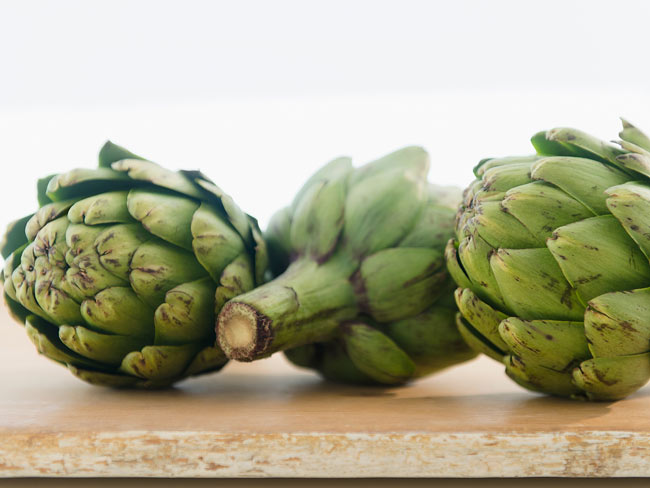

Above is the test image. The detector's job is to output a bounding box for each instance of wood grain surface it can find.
[1,301,650,478]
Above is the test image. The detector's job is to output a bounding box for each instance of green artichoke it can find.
[216,147,476,385]
[1,142,267,388]
[446,119,650,400]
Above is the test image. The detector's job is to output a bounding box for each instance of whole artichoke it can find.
[2,142,267,388]
[216,147,476,385]
[446,119,650,400]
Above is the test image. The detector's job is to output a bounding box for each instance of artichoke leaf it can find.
[454,287,509,353]
[154,278,216,345]
[127,189,198,250]
[68,191,133,225]
[80,286,154,337]
[606,182,650,260]
[531,156,628,215]
[59,325,149,365]
[585,288,650,357]
[547,215,650,303]
[573,353,650,401]
[505,354,583,398]
[120,343,204,381]
[498,317,589,371]
[341,321,415,385]
[191,203,245,282]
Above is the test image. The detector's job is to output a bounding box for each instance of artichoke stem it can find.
[217,257,358,361]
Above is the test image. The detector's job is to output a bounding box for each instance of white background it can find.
[1,0,650,231]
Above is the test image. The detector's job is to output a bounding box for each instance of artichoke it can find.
[1,142,267,388]
[216,147,476,385]
[446,119,650,400]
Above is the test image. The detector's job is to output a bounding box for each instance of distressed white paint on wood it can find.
[1,431,650,477]
[2,302,650,478]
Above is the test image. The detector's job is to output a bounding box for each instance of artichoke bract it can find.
[1,142,267,388]
[216,147,476,385]
[446,119,650,400]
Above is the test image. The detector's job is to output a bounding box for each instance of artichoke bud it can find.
[449,119,650,400]
[2,141,266,388]
[218,145,473,384]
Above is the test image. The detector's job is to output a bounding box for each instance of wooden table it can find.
[1,301,649,478]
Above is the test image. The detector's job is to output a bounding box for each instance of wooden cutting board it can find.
[1,301,649,478]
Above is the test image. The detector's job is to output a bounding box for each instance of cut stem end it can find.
[217,302,272,361]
